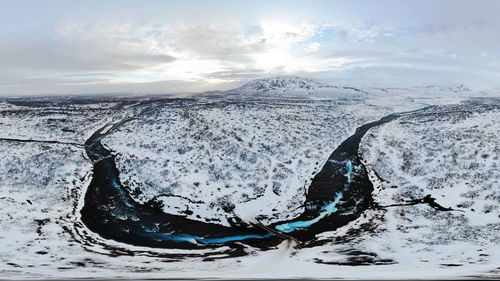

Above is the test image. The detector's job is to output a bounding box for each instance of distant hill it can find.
[203,76,368,99]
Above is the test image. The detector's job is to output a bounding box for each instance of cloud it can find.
[0,30,176,73]
[303,42,320,53]
[1,1,500,95]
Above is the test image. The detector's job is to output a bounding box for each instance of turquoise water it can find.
[274,160,353,233]
[196,233,274,244]
[274,192,343,233]
[137,159,355,244]
[147,232,275,245]
[82,108,431,249]
[150,160,355,243]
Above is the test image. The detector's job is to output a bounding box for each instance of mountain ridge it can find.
[204,76,368,99]
[203,76,479,100]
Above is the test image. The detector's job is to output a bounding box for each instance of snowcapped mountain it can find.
[203,77,479,100]
[235,76,330,91]
[204,76,368,99]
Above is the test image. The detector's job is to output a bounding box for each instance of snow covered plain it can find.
[103,98,392,226]
[0,77,498,279]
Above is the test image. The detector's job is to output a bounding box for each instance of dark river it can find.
[80,106,430,249]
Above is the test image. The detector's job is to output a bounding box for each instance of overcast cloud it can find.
[1,0,500,96]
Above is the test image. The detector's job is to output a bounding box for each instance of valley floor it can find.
[0,89,498,279]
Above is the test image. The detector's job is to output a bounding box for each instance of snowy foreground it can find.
[0,77,498,279]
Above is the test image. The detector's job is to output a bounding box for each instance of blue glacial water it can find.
[146,232,276,245]
[80,106,430,249]
[274,160,352,233]
[275,192,343,233]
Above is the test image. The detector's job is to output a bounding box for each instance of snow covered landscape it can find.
[0,76,498,279]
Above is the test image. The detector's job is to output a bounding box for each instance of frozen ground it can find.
[0,77,498,279]
[0,97,130,143]
[357,98,499,271]
[103,98,394,226]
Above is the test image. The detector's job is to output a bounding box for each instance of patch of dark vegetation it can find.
[314,250,397,266]
[441,263,463,267]
[34,218,50,235]
[377,194,459,212]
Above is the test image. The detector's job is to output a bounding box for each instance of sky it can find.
[1,0,500,96]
